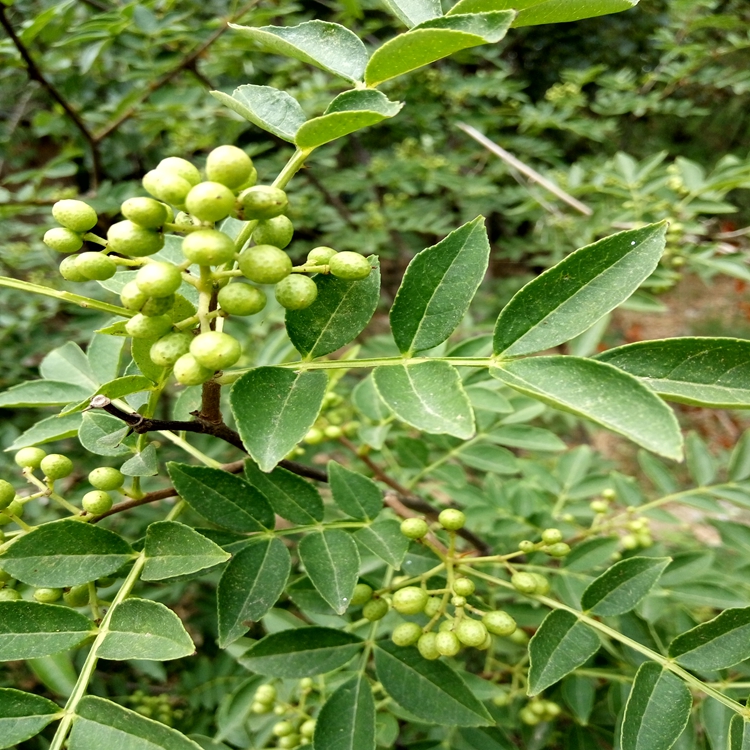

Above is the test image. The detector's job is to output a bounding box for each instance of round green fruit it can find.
[544,542,571,558]
[307,246,337,265]
[185,181,235,223]
[400,517,428,539]
[217,283,266,316]
[89,467,124,491]
[272,721,293,738]
[362,597,389,621]
[136,262,182,298]
[181,229,236,266]
[300,720,316,738]
[0,480,15,510]
[278,734,299,749]
[150,332,193,367]
[238,245,292,284]
[530,573,550,595]
[518,540,535,553]
[435,631,461,657]
[15,447,46,469]
[120,281,148,311]
[75,252,117,281]
[424,596,442,618]
[329,252,371,280]
[456,618,488,647]
[453,577,475,597]
[511,572,538,594]
[121,197,170,229]
[143,170,192,206]
[82,490,113,515]
[34,587,63,603]
[40,454,73,480]
[541,528,563,545]
[63,584,90,607]
[254,684,276,704]
[417,631,440,660]
[239,185,288,220]
[205,145,255,189]
[253,215,294,249]
[451,595,466,607]
[59,256,88,282]
[52,199,98,233]
[392,622,423,647]
[157,157,200,186]
[438,508,465,531]
[392,586,428,615]
[43,227,83,253]
[274,275,317,310]
[350,583,373,606]
[251,701,270,714]
[125,313,172,340]
[173,354,214,386]
[107,220,164,258]
[0,589,20,602]
[190,331,241,370]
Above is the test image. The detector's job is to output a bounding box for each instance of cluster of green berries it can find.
[519,698,562,725]
[301,391,359,448]
[250,681,316,748]
[43,145,373,388]
[127,691,183,726]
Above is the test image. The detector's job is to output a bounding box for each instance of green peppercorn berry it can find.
[1,500,23,522]
[121,197,170,229]
[143,170,192,206]
[185,181,235,223]
[275,275,318,310]
[96,576,116,588]
[602,488,617,501]
[52,199,98,233]
[455,618,488,648]
[120,281,148,311]
[451,595,467,607]
[157,157,200,186]
[453,577,475,597]
[324,425,342,439]
[205,145,255,189]
[400,517,429,539]
[273,721,294,737]
[181,229,236,266]
[89,467,124,491]
[0,589,20,601]
[438,508,465,531]
[304,427,324,445]
[477,632,493,651]
[435,630,461,657]
[518,540,535,553]
[482,610,517,636]
[190,331,241,371]
[530,573,550,595]
[392,622,423,647]
[255,684,277,704]
[520,707,541,726]
[137,293,174,317]
[136,262,182,298]
[15,447,46,469]
[307,246,337,265]
[125,313,173,340]
[238,245,292,284]
[328,252,371,280]
[59,256,88,282]
[150,332,193,367]
[75,252,117,281]
[251,702,271,714]
[511,572,538,594]
[43,227,83,253]
[362,597,389,621]
[424,596,442,618]
[239,185,288,220]
[300,719,316,738]
[417,631,440,660]
[350,583,373,606]
[541,528,563,545]
[217,283,266,316]
[392,586,428,615]
[0,481,15,510]
[590,499,608,513]
[253,215,294,249]
[63,584,90,607]
[34,587,63,603]
[298,677,313,691]
[173,354,214,386]
[107,220,164,258]
[544,542,571,558]
[40,454,74,480]
[82,490,113,515]
[278,734,300,749]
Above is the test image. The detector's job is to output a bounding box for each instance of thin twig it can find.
[456,122,593,216]
[0,6,102,187]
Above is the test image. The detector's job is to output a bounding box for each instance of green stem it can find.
[272,147,314,190]
[0,276,134,318]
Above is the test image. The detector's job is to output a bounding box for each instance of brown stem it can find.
[0,6,102,188]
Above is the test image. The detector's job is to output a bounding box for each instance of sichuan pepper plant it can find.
[3,3,750,749]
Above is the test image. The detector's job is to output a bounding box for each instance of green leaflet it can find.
[60,375,154,416]
[78,412,133,457]
[374,642,492,726]
[39,341,99,389]
[513,0,637,26]
[244,460,324,524]
[389,217,490,355]
[0,520,133,587]
[238,627,363,677]
[6,412,83,451]
[354,519,409,568]
[0,602,94,661]
[0,688,61,748]
[313,675,376,750]
[296,91,403,148]
[217,538,291,647]
[383,0,442,27]
[230,367,328,472]
[527,610,600,695]
[69,696,202,750]
[730,716,750,750]
[620,663,691,750]
[596,337,750,408]
[581,557,670,616]
[143,521,230,581]
[490,356,683,461]
[286,257,381,360]
[328,460,383,520]
[120,443,158,477]
[668,606,750,671]
[487,424,566,452]
[97,599,195,661]
[299,529,361,615]
[0,379,90,408]
[210,85,306,142]
[229,20,368,82]
[167,463,274,532]
[373,361,475,439]
[493,222,667,357]
[364,12,514,86]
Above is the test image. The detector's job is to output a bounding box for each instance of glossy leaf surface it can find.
[244,460,324,524]
[328,460,383,520]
